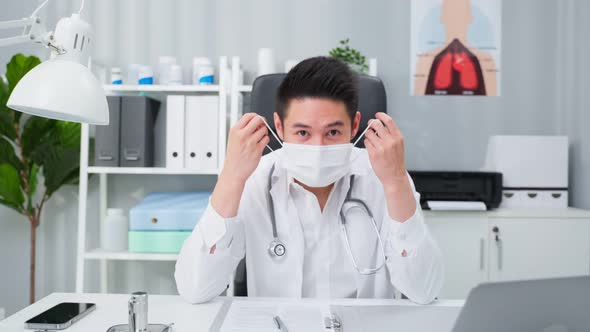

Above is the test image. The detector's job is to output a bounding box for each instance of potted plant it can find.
[0,54,82,304]
[329,38,369,74]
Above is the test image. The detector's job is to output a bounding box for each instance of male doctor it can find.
[175,56,443,304]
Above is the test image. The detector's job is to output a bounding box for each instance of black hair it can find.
[276,56,358,122]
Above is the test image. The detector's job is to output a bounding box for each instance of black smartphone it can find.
[25,302,96,330]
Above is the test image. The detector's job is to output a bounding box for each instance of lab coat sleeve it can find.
[382,178,444,305]
[174,202,246,304]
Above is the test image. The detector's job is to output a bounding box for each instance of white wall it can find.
[1,0,590,316]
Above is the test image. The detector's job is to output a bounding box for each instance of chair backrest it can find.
[250,73,387,152]
[232,72,388,297]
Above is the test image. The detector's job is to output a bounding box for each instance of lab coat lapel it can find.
[269,169,305,297]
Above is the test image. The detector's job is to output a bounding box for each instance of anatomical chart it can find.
[411,0,501,96]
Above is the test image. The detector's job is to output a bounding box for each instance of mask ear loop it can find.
[353,119,378,147]
[259,116,283,152]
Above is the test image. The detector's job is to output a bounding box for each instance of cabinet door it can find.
[425,214,489,299]
[489,219,590,282]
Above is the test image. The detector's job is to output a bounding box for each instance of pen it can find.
[273,315,289,332]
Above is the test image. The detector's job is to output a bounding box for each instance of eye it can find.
[296,130,308,137]
[327,129,341,137]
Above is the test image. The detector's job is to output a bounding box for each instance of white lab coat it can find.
[175,148,444,304]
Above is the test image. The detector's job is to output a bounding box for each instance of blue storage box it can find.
[129,191,211,231]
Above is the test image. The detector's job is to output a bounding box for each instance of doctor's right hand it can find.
[211,114,269,219]
[222,113,269,183]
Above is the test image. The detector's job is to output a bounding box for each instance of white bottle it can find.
[158,56,177,85]
[168,64,183,85]
[111,67,123,85]
[101,208,128,252]
[193,57,214,85]
[138,66,154,85]
[257,48,276,76]
[126,64,141,85]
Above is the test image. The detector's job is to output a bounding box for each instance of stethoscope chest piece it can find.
[268,239,286,258]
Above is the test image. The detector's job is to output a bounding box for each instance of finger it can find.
[369,118,391,138]
[236,113,258,129]
[251,125,268,144]
[243,116,265,134]
[364,127,381,141]
[256,135,271,152]
[364,137,376,151]
[375,112,400,136]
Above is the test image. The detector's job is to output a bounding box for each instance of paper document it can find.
[219,300,326,332]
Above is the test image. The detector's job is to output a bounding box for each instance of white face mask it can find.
[261,116,376,188]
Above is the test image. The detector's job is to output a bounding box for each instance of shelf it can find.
[85,249,178,261]
[103,84,220,93]
[87,166,219,175]
[237,85,252,92]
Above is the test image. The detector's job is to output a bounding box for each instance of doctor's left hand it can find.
[364,113,416,223]
[364,112,408,187]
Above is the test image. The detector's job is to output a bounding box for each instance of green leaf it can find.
[0,198,22,214]
[0,163,25,208]
[0,137,21,170]
[5,54,41,92]
[28,163,39,199]
[5,54,41,123]
[22,116,57,158]
[22,116,81,198]
[30,144,80,196]
[55,121,81,148]
[0,107,17,140]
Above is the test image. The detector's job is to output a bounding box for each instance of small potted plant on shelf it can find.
[329,38,369,74]
[0,54,82,304]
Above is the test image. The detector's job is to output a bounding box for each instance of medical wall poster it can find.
[411,0,501,96]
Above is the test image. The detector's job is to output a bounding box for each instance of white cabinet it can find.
[425,213,488,299]
[489,219,590,282]
[425,209,590,300]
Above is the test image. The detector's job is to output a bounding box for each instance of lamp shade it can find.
[7,59,109,125]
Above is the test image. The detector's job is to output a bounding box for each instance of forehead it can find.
[283,98,350,126]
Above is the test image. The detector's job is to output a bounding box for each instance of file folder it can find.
[94,96,121,166]
[185,95,219,171]
[120,96,160,167]
[165,95,185,168]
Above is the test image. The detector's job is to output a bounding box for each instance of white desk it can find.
[0,293,464,332]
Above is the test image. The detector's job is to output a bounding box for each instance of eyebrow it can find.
[291,121,345,129]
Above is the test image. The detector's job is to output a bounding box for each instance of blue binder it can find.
[129,192,211,231]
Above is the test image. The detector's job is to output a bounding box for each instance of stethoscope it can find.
[266,163,387,275]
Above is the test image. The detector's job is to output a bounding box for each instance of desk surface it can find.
[0,293,464,332]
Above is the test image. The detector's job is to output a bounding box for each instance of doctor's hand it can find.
[212,113,269,219]
[364,113,416,223]
[364,113,407,183]
[222,113,269,183]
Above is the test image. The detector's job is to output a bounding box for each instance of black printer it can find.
[409,171,502,210]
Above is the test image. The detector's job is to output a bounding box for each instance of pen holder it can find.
[106,292,173,332]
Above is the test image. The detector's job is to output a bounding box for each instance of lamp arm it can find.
[0,16,65,54]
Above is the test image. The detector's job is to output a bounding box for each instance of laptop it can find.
[452,276,590,332]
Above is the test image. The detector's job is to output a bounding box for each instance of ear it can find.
[351,111,361,139]
[273,112,284,141]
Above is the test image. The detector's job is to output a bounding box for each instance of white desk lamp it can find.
[0,0,108,125]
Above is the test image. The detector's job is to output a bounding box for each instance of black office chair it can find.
[232,73,387,297]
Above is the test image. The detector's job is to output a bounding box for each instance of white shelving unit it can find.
[75,57,230,293]
[85,249,178,262]
[104,84,220,93]
[87,166,219,175]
